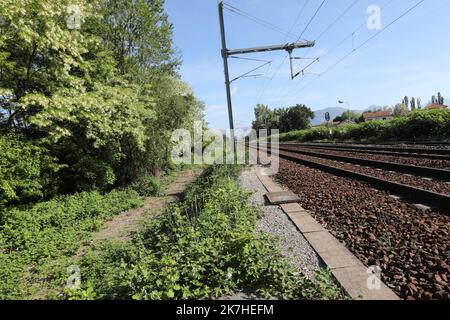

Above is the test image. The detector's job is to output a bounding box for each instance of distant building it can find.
[362,110,393,121]
[424,103,448,110]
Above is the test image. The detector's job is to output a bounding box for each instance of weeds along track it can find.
[275,158,450,300]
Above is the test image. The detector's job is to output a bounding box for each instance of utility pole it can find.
[218,0,235,135]
[218,0,315,137]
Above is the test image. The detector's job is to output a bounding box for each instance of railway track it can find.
[275,158,450,300]
[279,144,450,161]
[257,146,450,211]
[278,146,450,180]
[281,143,450,158]
[250,143,450,299]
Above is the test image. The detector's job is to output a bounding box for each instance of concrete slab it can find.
[254,165,401,300]
[304,231,361,269]
[286,211,324,233]
[255,170,284,192]
[266,191,300,205]
[332,266,400,300]
[280,203,304,213]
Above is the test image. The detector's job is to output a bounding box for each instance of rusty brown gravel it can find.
[278,150,450,196]
[282,146,450,170]
[275,158,450,300]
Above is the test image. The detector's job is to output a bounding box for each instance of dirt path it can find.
[76,168,203,256]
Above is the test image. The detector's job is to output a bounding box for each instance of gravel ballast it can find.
[275,158,450,300]
[238,167,322,280]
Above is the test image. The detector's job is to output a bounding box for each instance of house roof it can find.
[425,104,448,110]
[362,110,392,119]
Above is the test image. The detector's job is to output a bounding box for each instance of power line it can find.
[270,0,364,102]
[273,0,396,105]
[314,0,360,45]
[284,0,426,103]
[297,0,327,41]
[223,2,298,40]
[255,0,311,104]
[256,0,327,103]
[321,0,396,61]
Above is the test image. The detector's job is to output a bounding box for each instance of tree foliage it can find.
[252,104,314,133]
[0,0,204,201]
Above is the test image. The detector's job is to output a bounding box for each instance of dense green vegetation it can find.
[0,0,210,300]
[0,0,204,207]
[61,165,342,300]
[252,104,315,133]
[277,109,450,143]
[0,189,142,299]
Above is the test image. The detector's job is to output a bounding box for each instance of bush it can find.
[0,135,60,206]
[277,109,450,143]
[74,165,343,300]
[0,188,142,298]
[387,109,450,140]
[130,175,161,197]
[0,189,142,262]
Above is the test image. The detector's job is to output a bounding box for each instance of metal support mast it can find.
[218,1,315,134]
[218,0,235,134]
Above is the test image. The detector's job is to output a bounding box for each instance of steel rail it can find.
[257,147,450,211]
[280,145,450,161]
[280,143,450,157]
[277,146,450,181]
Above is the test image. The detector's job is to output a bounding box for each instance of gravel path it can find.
[238,167,322,280]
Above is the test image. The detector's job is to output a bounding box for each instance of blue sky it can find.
[165,0,450,130]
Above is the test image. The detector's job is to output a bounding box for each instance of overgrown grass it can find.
[67,165,343,300]
[277,109,450,143]
[0,189,142,299]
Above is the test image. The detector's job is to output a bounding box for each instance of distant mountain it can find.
[311,107,365,125]
[365,105,383,112]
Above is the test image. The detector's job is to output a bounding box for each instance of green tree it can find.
[341,110,361,122]
[333,116,345,122]
[437,92,444,104]
[403,96,409,110]
[278,104,314,133]
[393,103,409,117]
[252,104,273,131]
[410,97,416,111]
[0,0,204,192]
[0,134,60,206]
[99,0,179,77]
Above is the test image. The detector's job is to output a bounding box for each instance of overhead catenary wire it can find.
[272,0,397,105]
[319,0,396,61]
[230,60,272,83]
[297,0,328,41]
[270,0,365,102]
[282,0,426,104]
[253,0,311,96]
[223,2,299,41]
[254,0,311,103]
[256,0,327,104]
